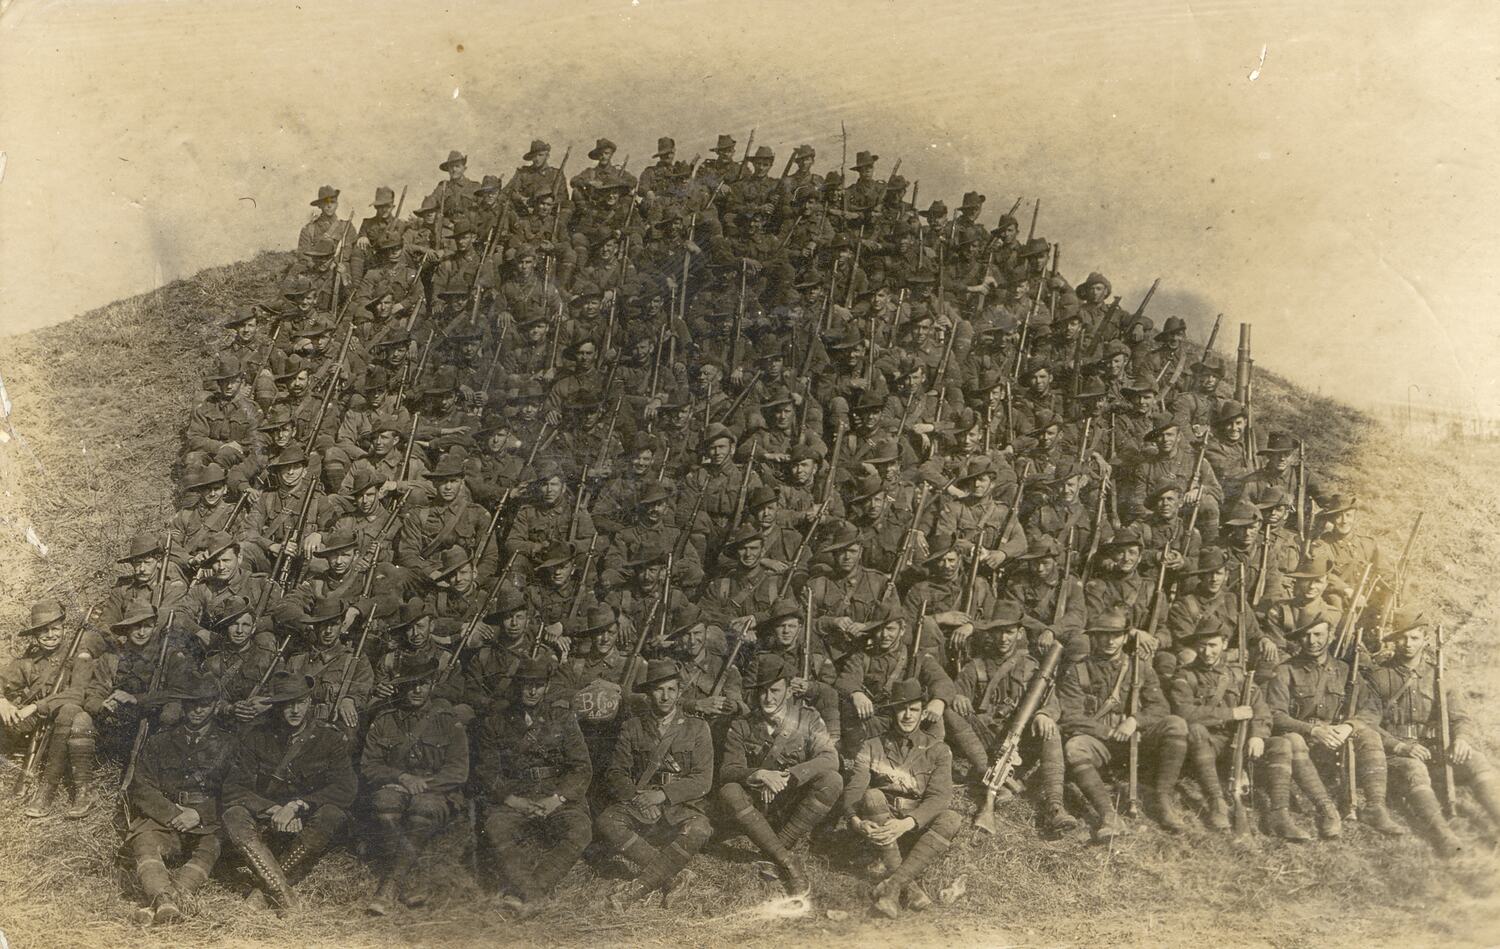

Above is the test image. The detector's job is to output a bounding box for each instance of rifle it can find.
[269,472,320,591]
[399,412,422,482]
[152,533,174,609]
[1332,564,1375,817]
[802,587,815,682]
[672,483,711,564]
[437,553,518,687]
[223,492,251,537]
[930,314,962,422]
[1229,564,1256,835]
[839,121,849,219]
[1125,628,1143,817]
[880,482,932,600]
[1081,474,1110,583]
[302,325,355,454]
[1168,312,1220,392]
[961,528,987,616]
[975,641,1065,834]
[328,556,382,723]
[726,437,760,533]
[1026,198,1040,242]
[393,184,408,220]
[1295,439,1310,547]
[730,258,748,376]
[1435,623,1457,818]
[620,559,669,695]
[710,370,763,426]
[1052,528,1076,629]
[710,619,752,698]
[247,631,295,702]
[119,610,177,821]
[904,599,929,678]
[12,608,96,797]
[568,536,600,620]
[845,225,865,309]
[1010,256,1049,381]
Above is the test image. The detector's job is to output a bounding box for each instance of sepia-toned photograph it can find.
[1,1,1497,945]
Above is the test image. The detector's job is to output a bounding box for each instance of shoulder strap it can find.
[634,717,687,792]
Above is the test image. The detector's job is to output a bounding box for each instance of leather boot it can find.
[1291,754,1341,838]
[1408,786,1463,857]
[1263,755,1311,841]
[882,825,953,892]
[24,734,67,819]
[1190,743,1230,831]
[1042,798,1079,835]
[1072,765,1124,842]
[1268,808,1312,842]
[1471,771,1500,828]
[230,833,297,910]
[366,877,399,917]
[1205,796,1232,833]
[1154,732,1188,834]
[734,803,804,895]
[64,736,96,819]
[152,894,182,925]
[1355,749,1406,836]
[23,780,58,819]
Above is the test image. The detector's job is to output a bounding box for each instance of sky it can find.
[1,0,1497,414]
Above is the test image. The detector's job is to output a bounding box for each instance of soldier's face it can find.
[1331,511,1355,534]
[184,699,216,728]
[373,430,399,455]
[648,678,680,716]
[279,463,306,489]
[735,539,764,569]
[1029,555,1057,581]
[448,162,466,181]
[705,437,733,467]
[500,609,529,639]
[756,679,790,715]
[936,550,961,578]
[211,549,240,581]
[1197,371,1220,392]
[1222,416,1247,441]
[1027,370,1051,395]
[330,547,355,575]
[1107,353,1127,374]
[754,505,777,531]
[1092,630,1128,658]
[435,476,462,503]
[519,679,548,708]
[1300,623,1331,658]
[531,150,550,168]
[202,483,228,506]
[770,404,795,428]
[36,624,64,652]
[994,624,1025,657]
[1228,523,1256,548]
[271,426,293,449]
[1129,392,1153,413]
[790,459,816,485]
[1294,575,1327,600]
[1152,490,1182,519]
[970,474,994,498]
[893,700,923,734]
[217,376,241,399]
[1266,453,1291,475]
[356,485,381,514]
[129,556,158,583]
[227,615,255,647]
[1153,427,1180,454]
[836,545,863,573]
[518,256,538,278]
[405,616,431,648]
[126,622,154,648]
[544,563,572,587]
[401,680,432,709]
[538,476,563,505]
[1394,627,1428,662]
[450,562,475,593]
[236,320,258,341]
[1114,544,1142,574]
[1197,635,1228,665]
[281,696,311,728]
[680,624,707,657]
[316,621,342,648]
[1204,567,1228,595]
[769,618,799,648]
[630,451,654,476]
[876,620,903,652]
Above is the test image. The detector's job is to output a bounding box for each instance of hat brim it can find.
[633,672,681,693]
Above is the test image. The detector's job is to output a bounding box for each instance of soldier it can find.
[946,600,1075,835]
[298,185,356,258]
[120,671,234,925]
[221,671,357,911]
[282,596,372,731]
[835,602,955,758]
[185,354,258,472]
[1165,618,1269,833]
[598,660,715,909]
[2,600,99,819]
[754,598,842,748]
[200,596,279,720]
[1306,493,1383,606]
[360,656,469,914]
[475,657,593,917]
[716,654,841,895]
[1057,606,1190,838]
[1369,613,1500,854]
[842,677,960,919]
[100,532,188,627]
[398,455,500,580]
[1264,614,1405,837]
[505,140,570,213]
[427,150,479,217]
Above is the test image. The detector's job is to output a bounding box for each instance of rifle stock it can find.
[976,641,1065,834]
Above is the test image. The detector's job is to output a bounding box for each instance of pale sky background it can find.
[1,0,1497,414]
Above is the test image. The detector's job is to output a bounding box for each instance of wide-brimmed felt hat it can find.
[1284,614,1336,641]
[1187,547,1229,575]
[634,658,682,693]
[305,595,345,626]
[226,305,261,328]
[1099,524,1146,550]
[110,603,158,632]
[878,677,924,710]
[568,603,616,638]
[269,446,309,469]
[1259,431,1297,455]
[1180,617,1235,645]
[197,531,237,564]
[265,671,316,704]
[425,456,465,480]
[1214,400,1248,426]
[389,655,442,688]
[512,656,554,682]
[653,136,676,158]
[481,586,530,625]
[428,545,472,582]
[713,133,737,152]
[1380,610,1429,642]
[1156,316,1188,339]
[117,532,163,563]
[310,184,339,207]
[523,139,551,160]
[1221,498,1263,527]
[757,598,802,630]
[1285,555,1334,580]
[587,138,617,160]
[148,669,222,706]
[1319,493,1358,516]
[1085,606,1131,635]
[206,354,242,382]
[973,598,1043,633]
[1015,535,1063,561]
[535,542,576,570]
[21,599,66,635]
[209,595,254,631]
[439,149,468,171]
[818,521,862,554]
[1147,412,1182,438]
[852,150,878,170]
[698,423,737,452]
[749,654,792,691]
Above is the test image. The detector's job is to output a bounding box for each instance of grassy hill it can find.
[1,257,1497,948]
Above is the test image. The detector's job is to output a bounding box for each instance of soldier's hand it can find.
[373,682,396,700]
[1399,741,1433,762]
[1109,716,1139,741]
[1163,550,1185,570]
[234,698,269,721]
[981,549,1007,570]
[1256,639,1280,664]
[1034,627,1057,654]
[0,699,18,727]
[270,803,301,833]
[1131,629,1159,659]
[1248,737,1266,759]
[952,694,974,717]
[337,697,359,728]
[1310,724,1342,750]
[921,699,944,725]
[16,703,37,722]
[398,773,429,795]
[1452,737,1474,765]
[789,675,811,697]
[1033,713,1058,740]
[852,691,875,721]
[1231,705,1255,721]
[169,806,202,832]
[950,623,974,652]
[633,788,667,808]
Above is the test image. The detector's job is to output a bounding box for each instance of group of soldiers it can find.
[3,130,1496,927]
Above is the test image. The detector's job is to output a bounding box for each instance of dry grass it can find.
[1,261,1498,947]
